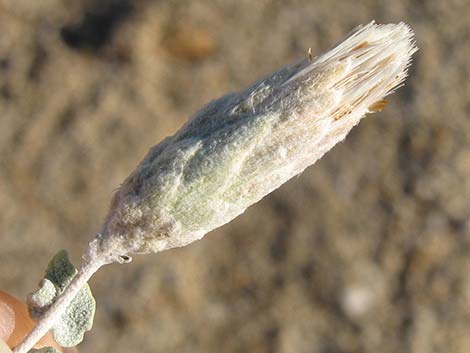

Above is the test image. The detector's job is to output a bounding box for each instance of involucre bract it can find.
[91,21,417,263]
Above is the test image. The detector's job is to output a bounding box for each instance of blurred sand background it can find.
[0,0,468,352]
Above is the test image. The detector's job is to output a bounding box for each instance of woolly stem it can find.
[13,259,104,353]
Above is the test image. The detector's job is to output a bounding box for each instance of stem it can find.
[13,259,104,353]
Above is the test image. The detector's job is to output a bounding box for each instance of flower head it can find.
[93,22,417,263]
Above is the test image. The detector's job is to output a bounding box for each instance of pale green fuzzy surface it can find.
[101,23,415,257]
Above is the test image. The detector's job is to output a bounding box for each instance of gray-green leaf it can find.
[28,250,96,347]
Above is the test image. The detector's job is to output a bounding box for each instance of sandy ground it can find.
[0,1,468,352]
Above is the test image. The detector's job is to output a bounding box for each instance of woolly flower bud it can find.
[93,21,417,263]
